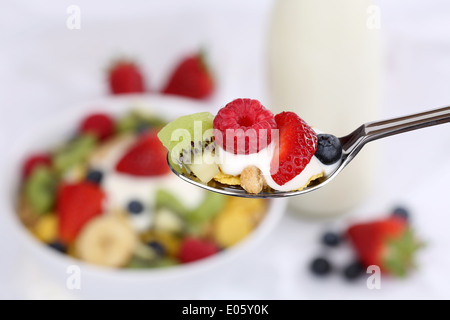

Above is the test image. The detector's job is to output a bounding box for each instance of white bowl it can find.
[2,94,286,299]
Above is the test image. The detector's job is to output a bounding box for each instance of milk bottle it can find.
[267,0,381,217]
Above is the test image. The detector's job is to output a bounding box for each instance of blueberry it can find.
[86,169,103,185]
[310,257,332,276]
[342,261,365,281]
[315,134,342,165]
[136,122,150,134]
[392,206,410,221]
[147,241,166,257]
[321,231,342,247]
[48,241,67,254]
[127,200,144,214]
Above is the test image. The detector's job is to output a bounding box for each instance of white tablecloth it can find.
[1,0,450,299]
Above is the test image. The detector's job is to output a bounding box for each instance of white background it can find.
[1,0,450,299]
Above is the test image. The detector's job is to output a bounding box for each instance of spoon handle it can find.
[364,105,450,142]
[340,105,450,167]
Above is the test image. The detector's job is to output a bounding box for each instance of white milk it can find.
[267,0,381,217]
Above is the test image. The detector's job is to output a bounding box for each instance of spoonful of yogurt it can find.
[158,98,450,199]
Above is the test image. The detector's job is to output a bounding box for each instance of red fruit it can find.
[115,131,170,176]
[79,113,115,141]
[178,237,220,263]
[270,112,317,185]
[346,216,422,277]
[57,182,105,243]
[108,60,145,94]
[162,52,214,99]
[213,98,277,154]
[22,153,52,178]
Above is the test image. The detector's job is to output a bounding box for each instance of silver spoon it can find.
[168,105,450,198]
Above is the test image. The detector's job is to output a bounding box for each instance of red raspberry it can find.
[79,113,115,141]
[213,98,277,154]
[22,153,52,179]
[178,237,219,263]
[270,112,317,185]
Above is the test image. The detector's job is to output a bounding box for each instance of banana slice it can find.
[75,215,137,267]
[62,163,87,183]
[153,208,186,234]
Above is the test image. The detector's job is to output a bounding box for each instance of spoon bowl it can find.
[168,105,450,198]
[168,153,338,198]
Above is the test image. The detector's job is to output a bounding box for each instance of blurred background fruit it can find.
[1,0,450,299]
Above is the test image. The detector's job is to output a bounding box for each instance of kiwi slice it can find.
[126,256,153,269]
[52,134,97,174]
[188,192,227,225]
[24,166,56,214]
[126,256,179,269]
[149,257,179,268]
[157,112,219,183]
[116,109,166,133]
[154,188,226,234]
[154,189,188,234]
[155,189,189,216]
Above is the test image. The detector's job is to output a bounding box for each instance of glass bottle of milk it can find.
[267,0,382,217]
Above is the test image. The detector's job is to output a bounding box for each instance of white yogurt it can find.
[88,136,206,231]
[102,173,205,212]
[215,132,339,192]
[102,173,205,231]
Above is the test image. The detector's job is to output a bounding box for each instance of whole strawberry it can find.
[270,112,318,186]
[57,181,105,243]
[108,60,145,94]
[162,52,214,99]
[346,216,423,277]
[115,131,170,176]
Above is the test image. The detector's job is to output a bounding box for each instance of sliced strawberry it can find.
[270,112,317,185]
[79,113,115,141]
[22,153,52,179]
[162,52,214,99]
[56,181,105,243]
[213,98,277,154]
[115,131,170,176]
[346,216,423,277]
[108,60,145,94]
[178,237,219,263]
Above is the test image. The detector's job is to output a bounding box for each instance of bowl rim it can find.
[2,93,287,282]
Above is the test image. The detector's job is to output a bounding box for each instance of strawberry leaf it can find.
[383,228,424,277]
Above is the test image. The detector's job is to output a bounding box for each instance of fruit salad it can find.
[17,107,268,268]
[158,98,343,194]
